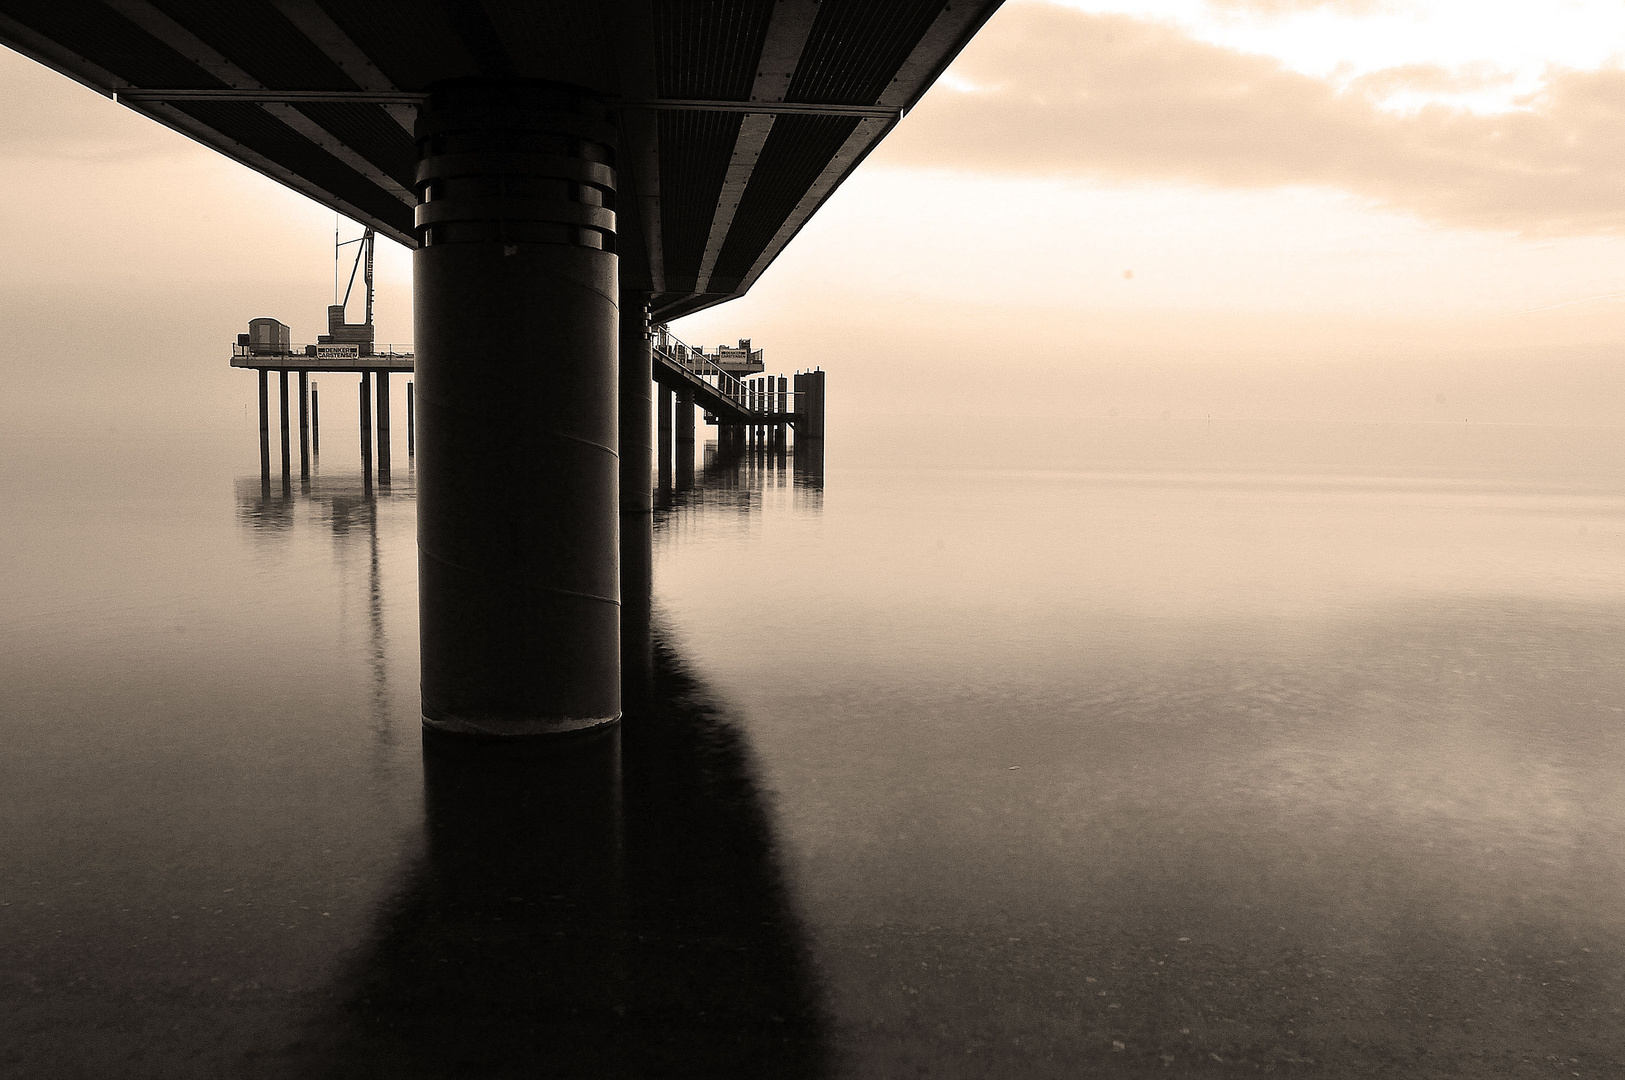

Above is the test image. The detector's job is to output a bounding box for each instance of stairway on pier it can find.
[652,327,823,432]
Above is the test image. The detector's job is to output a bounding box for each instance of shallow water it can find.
[4,416,1625,1077]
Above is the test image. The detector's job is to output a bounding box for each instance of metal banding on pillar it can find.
[415,80,621,740]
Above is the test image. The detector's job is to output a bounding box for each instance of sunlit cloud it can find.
[890,4,1625,236]
[1203,0,1396,15]
[1056,0,1625,112]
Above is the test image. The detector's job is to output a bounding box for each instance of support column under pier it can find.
[675,386,695,489]
[657,385,672,492]
[298,371,310,481]
[619,293,653,700]
[278,371,291,484]
[359,373,373,492]
[376,370,391,486]
[258,369,270,490]
[415,80,621,740]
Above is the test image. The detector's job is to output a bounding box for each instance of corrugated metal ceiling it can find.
[0,0,1003,320]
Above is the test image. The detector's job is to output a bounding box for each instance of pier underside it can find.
[0,0,1002,736]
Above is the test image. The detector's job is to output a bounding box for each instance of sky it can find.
[4,0,1625,432]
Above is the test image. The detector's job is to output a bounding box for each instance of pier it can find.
[231,229,415,491]
[6,0,1001,741]
[650,326,826,492]
[233,313,826,499]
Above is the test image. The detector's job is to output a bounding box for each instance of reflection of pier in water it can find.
[657,430,825,532]
[235,467,413,743]
[235,464,825,1076]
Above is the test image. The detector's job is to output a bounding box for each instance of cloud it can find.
[1345,62,1519,101]
[890,4,1625,235]
[1203,0,1393,14]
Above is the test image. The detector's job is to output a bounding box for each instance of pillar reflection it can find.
[315,638,828,1079]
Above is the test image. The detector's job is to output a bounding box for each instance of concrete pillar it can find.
[311,381,320,456]
[675,386,695,489]
[657,384,672,491]
[777,376,789,453]
[298,371,310,481]
[415,80,620,740]
[376,370,391,486]
[619,294,653,700]
[278,370,292,480]
[258,369,270,487]
[406,381,415,456]
[797,369,826,440]
[360,372,373,482]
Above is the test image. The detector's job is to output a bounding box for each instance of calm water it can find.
[4,415,1625,1077]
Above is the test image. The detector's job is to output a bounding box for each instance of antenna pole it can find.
[363,228,375,327]
[341,236,364,309]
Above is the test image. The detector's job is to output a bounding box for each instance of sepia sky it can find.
[5,0,1625,431]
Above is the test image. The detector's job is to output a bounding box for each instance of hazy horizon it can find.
[6,0,1625,436]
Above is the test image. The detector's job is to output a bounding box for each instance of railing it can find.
[231,342,415,360]
[737,384,805,418]
[655,327,751,407]
[654,327,817,419]
[654,328,808,417]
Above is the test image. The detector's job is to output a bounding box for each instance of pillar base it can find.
[423,711,620,740]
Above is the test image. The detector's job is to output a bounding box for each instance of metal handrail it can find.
[231,342,415,359]
[655,327,749,404]
[655,327,805,417]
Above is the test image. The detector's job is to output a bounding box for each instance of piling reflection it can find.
[235,467,410,742]
[315,635,828,1079]
[235,457,826,1075]
[657,433,824,522]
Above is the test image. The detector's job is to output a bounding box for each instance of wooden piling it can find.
[298,371,310,479]
[311,381,320,456]
[279,370,291,479]
[675,386,695,488]
[376,370,391,486]
[657,384,672,490]
[407,380,415,456]
[258,369,270,484]
[360,372,373,485]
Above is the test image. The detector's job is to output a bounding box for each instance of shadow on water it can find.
[306,631,828,1079]
[228,452,827,1076]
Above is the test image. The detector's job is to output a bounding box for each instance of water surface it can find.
[4,416,1625,1077]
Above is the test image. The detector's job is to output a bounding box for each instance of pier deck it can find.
[231,347,415,374]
